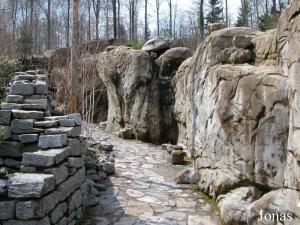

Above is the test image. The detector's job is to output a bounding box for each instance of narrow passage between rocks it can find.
[82,125,220,225]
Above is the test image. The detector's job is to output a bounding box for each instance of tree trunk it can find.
[70,0,80,113]
[156,0,160,36]
[225,0,228,26]
[47,0,51,50]
[66,0,71,47]
[144,0,148,41]
[117,0,120,38]
[88,0,91,41]
[169,0,172,38]
[199,0,204,41]
[112,0,117,39]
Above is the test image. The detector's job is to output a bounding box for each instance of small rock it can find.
[171,150,185,165]
[175,169,198,184]
[103,162,115,175]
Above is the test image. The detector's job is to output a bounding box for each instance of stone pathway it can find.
[83,126,221,225]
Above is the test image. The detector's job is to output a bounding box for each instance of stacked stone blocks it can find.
[0,71,87,225]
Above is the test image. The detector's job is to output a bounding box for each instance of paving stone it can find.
[68,157,84,168]
[6,95,23,103]
[34,120,58,128]
[8,173,55,198]
[22,147,71,167]
[2,217,51,225]
[12,109,43,120]
[0,110,11,125]
[38,134,67,149]
[1,103,21,110]
[0,125,11,140]
[0,201,15,220]
[19,134,39,143]
[11,119,34,134]
[45,126,81,137]
[45,164,69,185]
[0,141,22,157]
[10,81,35,95]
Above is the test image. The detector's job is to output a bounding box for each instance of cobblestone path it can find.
[83,128,220,225]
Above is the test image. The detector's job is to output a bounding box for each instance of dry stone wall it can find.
[0,71,88,225]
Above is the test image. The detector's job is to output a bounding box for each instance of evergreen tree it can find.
[235,0,249,27]
[206,0,223,24]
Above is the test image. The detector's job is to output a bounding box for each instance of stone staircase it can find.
[0,70,87,225]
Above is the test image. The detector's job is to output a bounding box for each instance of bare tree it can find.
[112,0,117,38]
[66,0,71,47]
[167,0,172,37]
[144,0,149,41]
[156,0,161,36]
[92,0,101,39]
[70,0,80,113]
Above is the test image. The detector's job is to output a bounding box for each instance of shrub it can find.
[0,57,21,101]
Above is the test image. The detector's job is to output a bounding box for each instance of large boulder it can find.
[142,37,174,54]
[97,46,161,143]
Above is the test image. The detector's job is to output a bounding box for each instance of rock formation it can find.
[170,1,300,224]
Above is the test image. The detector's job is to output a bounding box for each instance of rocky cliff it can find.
[171,1,300,224]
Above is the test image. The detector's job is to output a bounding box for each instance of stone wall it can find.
[0,71,88,225]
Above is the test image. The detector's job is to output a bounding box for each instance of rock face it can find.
[155,47,192,143]
[97,46,160,143]
[171,1,300,224]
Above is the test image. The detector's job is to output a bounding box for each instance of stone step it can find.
[8,173,55,198]
[22,147,71,167]
[45,127,81,138]
[34,121,59,128]
[12,109,44,120]
[45,113,82,126]
[38,134,68,149]
[10,81,35,96]
[6,95,24,103]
